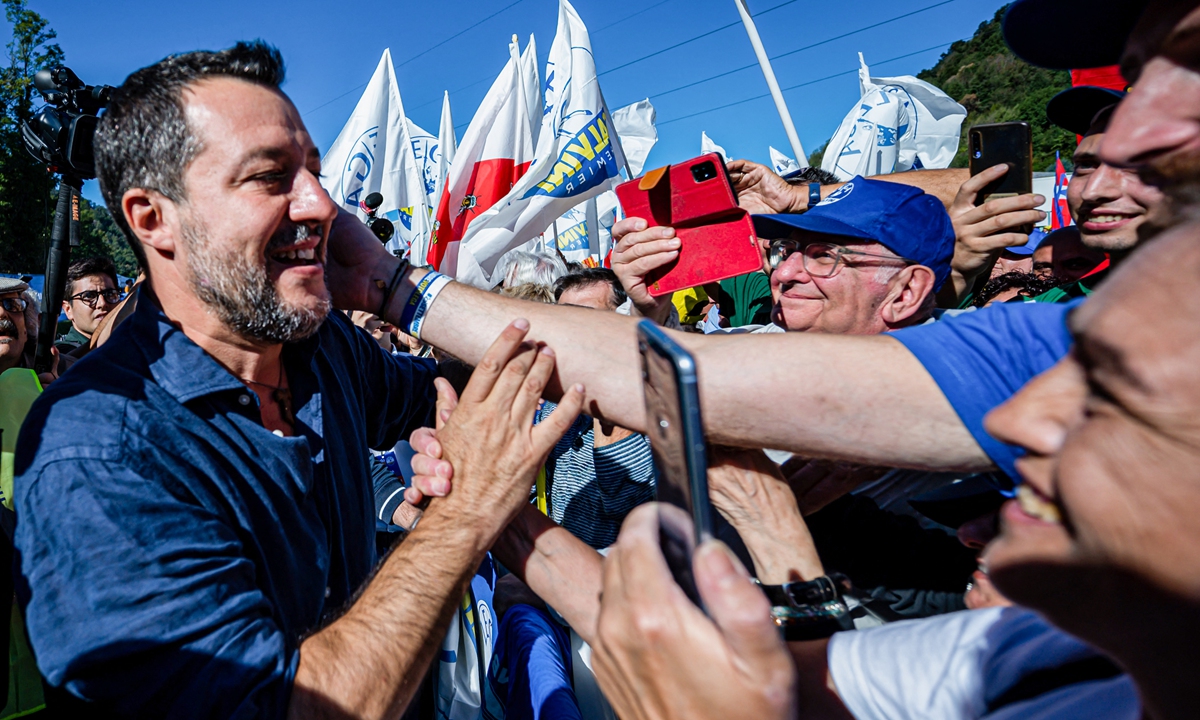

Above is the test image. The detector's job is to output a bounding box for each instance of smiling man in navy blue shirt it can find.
[13,42,584,719]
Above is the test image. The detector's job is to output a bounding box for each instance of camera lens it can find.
[691,161,718,183]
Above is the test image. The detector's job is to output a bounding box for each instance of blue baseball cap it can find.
[1004,227,1047,257]
[752,176,956,290]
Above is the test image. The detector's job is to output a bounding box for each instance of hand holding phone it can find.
[637,320,713,610]
[967,122,1033,206]
[616,154,763,297]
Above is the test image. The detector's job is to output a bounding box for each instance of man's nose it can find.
[1100,59,1200,170]
[773,253,812,286]
[1079,163,1126,204]
[289,168,338,225]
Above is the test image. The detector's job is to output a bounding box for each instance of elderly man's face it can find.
[768,232,908,334]
[0,291,27,370]
[558,282,616,311]
[172,77,338,344]
[983,220,1200,659]
[1070,132,1164,252]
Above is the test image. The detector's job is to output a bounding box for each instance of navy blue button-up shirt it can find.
[13,295,438,717]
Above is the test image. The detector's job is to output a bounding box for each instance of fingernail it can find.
[574,383,585,393]
[439,409,451,422]
[435,479,450,495]
[667,238,681,248]
[1034,195,1046,203]
[513,318,530,330]
[661,228,675,238]
[696,541,748,588]
[541,345,556,356]
[430,441,441,456]
[635,219,647,230]
[437,462,452,478]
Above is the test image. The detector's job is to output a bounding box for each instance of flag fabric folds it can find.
[450,0,626,288]
[611,99,657,177]
[769,146,800,175]
[425,40,537,272]
[1052,152,1072,229]
[701,131,727,160]
[822,53,967,181]
[320,49,430,258]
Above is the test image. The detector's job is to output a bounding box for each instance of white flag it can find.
[611,98,657,177]
[551,190,619,264]
[407,119,440,209]
[520,34,542,149]
[453,0,625,288]
[411,92,458,267]
[701,131,727,160]
[769,146,800,176]
[822,53,967,180]
[320,49,430,258]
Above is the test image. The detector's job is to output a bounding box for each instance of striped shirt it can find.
[539,404,656,549]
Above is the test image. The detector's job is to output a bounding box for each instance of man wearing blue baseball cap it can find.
[612,176,955,337]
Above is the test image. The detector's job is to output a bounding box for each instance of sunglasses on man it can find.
[68,288,124,308]
[0,297,27,314]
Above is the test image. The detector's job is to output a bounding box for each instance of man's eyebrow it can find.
[1073,150,1100,166]
[233,147,294,173]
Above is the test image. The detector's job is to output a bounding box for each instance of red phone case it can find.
[615,153,762,297]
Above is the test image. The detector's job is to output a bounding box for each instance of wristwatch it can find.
[807,182,822,209]
[755,575,854,641]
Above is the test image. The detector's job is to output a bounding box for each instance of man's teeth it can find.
[274,248,316,261]
[1089,215,1126,223]
[1016,485,1062,524]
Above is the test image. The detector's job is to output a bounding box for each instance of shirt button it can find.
[572,436,584,450]
[324,587,331,599]
[238,394,251,406]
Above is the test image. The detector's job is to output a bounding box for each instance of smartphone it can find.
[616,153,763,297]
[637,320,713,610]
[968,122,1033,206]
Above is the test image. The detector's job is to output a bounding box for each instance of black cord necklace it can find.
[242,362,296,427]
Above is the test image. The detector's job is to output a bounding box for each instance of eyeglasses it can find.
[767,239,916,277]
[0,297,27,314]
[69,288,123,308]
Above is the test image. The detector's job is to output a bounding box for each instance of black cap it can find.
[907,474,1014,529]
[1002,0,1148,70]
[1046,86,1126,136]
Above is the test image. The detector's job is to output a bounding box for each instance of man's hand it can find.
[944,165,1047,304]
[591,504,797,720]
[405,376,460,506]
[707,447,823,583]
[726,158,806,214]
[610,218,680,324]
[325,209,397,312]
[36,344,59,387]
[425,319,584,531]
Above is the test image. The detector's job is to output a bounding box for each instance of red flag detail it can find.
[426,158,533,269]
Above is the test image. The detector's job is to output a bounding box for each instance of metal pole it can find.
[35,175,81,374]
[733,0,807,166]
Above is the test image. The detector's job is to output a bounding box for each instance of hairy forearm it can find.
[492,506,603,642]
[416,280,988,471]
[288,501,496,720]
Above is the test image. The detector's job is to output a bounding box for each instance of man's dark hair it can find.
[973,271,1062,307]
[94,40,287,268]
[554,267,627,309]
[65,256,118,297]
[783,166,841,186]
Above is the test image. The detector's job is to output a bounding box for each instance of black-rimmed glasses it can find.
[68,288,123,308]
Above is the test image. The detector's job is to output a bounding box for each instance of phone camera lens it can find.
[691,161,718,183]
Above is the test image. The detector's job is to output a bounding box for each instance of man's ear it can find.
[881,265,937,326]
[62,299,74,322]
[123,188,179,258]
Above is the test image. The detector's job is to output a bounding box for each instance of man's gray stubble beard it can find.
[183,221,331,344]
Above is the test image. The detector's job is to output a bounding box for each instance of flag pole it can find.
[733,0,807,166]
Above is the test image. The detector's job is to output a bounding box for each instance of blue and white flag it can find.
[320,49,430,258]
[407,118,441,210]
[453,0,626,288]
[551,190,618,264]
[769,146,800,176]
[822,53,967,181]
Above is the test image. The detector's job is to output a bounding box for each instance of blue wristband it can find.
[402,272,452,341]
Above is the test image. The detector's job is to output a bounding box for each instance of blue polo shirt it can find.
[891,300,1081,478]
[13,294,438,717]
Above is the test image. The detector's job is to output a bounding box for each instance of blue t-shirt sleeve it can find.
[16,457,296,718]
[890,301,1079,478]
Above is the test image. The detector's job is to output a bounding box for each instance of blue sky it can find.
[23,0,1013,205]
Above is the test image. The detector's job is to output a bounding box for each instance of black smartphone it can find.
[637,320,713,611]
[968,122,1034,206]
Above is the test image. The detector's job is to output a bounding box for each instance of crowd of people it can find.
[0,0,1197,717]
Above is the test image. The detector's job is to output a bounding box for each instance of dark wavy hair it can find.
[94,40,286,268]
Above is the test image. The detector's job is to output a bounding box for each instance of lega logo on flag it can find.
[338,126,379,208]
[524,112,620,199]
[556,220,588,252]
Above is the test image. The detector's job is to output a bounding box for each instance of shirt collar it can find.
[129,288,327,405]
[129,289,251,404]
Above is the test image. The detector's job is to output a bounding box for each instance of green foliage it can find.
[916,5,1076,171]
[806,138,830,170]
